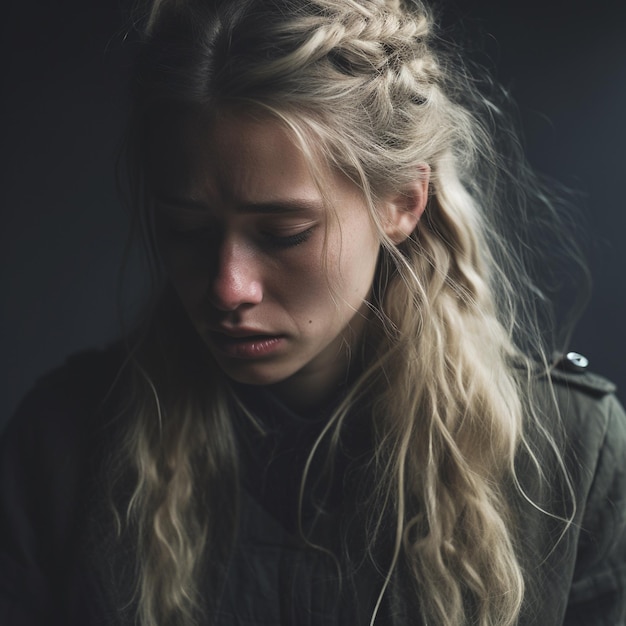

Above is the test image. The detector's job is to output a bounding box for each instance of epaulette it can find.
[549,351,617,397]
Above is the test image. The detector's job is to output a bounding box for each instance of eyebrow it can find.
[154,196,325,214]
[238,199,325,214]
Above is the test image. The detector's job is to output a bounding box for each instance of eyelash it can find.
[157,211,315,249]
[264,227,314,249]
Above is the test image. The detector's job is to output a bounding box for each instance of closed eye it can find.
[264,226,315,249]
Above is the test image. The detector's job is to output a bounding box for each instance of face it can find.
[150,112,382,408]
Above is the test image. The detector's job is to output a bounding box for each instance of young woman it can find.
[1,1,625,625]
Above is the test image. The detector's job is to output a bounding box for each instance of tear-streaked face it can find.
[151,113,381,408]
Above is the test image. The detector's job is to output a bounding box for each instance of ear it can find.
[382,165,430,244]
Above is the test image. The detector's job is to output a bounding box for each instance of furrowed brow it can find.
[238,199,325,214]
[153,197,325,215]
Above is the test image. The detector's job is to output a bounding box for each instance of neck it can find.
[268,361,350,417]
[268,314,373,417]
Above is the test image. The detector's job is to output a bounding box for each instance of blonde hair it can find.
[114,0,578,624]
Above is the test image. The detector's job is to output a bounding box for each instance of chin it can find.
[216,361,297,388]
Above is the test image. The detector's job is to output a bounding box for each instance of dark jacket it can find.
[1,349,625,625]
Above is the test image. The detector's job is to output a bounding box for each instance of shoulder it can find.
[0,344,130,513]
[0,347,130,623]
[544,351,626,552]
[2,344,128,440]
[549,351,617,397]
[544,356,626,622]
[532,351,626,495]
[546,352,625,451]
[525,351,626,534]
[0,342,130,474]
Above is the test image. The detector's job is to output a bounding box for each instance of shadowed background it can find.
[2,0,625,428]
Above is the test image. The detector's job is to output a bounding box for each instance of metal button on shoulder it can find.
[564,351,589,372]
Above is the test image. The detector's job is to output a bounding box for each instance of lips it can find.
[209,329,286,359]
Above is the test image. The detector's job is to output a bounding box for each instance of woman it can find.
[1,0,625,625]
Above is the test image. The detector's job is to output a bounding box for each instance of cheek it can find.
[156,227,217,287]
[296,234,380,323]
[159,244,213,311]
[271,255,331,314]
[341,252,379,306]
[328,224,380,300]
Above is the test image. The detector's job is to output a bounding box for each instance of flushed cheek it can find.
[285,265,374,340]
[278,274,333,328]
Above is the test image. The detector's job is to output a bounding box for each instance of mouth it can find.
[209,331,286,359]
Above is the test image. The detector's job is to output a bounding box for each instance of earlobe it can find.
[383,165,430,244]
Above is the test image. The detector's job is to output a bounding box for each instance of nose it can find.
[209,236,263,311]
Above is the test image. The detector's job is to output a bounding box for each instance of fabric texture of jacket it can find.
[1,348,625,625]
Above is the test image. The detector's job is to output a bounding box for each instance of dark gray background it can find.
[2,0,625,428]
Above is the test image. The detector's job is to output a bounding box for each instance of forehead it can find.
[147,109,324,206]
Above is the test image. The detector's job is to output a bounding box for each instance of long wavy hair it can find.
[111,0,581,624]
